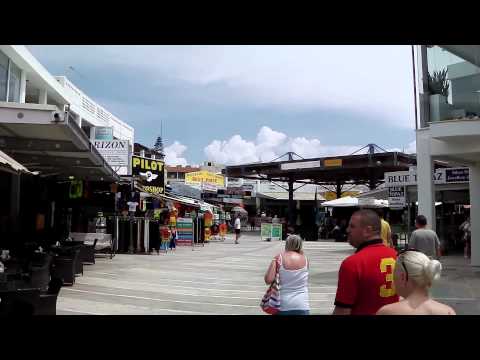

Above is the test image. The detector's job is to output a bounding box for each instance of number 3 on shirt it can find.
[379,258,396,298]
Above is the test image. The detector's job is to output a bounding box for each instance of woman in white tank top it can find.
[264,234,310,315]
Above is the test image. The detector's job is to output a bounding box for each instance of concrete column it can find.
[469,164,480,266]
[416,130,435,230]
[10,174,21,233]
[76,114,82,128]
[39,88,47,104]
[19,70,26,103]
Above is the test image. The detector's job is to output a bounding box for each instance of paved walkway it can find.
[56,232,480,315]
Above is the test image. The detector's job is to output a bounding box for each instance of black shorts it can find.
[235,229,241,235]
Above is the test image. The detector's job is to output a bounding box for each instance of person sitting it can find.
[376,250,455,315]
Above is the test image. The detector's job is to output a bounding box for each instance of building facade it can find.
[414,45,480,265]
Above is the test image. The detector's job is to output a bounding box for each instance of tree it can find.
[153,136,164,153]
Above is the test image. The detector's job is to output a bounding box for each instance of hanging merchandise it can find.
[110,183,118,193]
[204,227,211,242]
[204,211,213,227]
[69,180,83,199]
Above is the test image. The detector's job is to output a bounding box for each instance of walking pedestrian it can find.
[234,215,241,244]
[169,226,177,252]
[409,215,441,259]
[333,210,399,315]
[459,216,471,259]
[376,250,455,315]
[264,234,310,315]
[379,212,393,248]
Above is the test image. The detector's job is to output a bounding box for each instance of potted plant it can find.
[428,69,451,122]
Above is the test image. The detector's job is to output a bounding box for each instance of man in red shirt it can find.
[333,209,399,315]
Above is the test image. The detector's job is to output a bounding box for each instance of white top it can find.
[127,201,138,212]
[234,218,241,230]
[278,254,310,311]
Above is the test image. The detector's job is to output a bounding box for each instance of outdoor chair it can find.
[30,255,53,291]
[51,248,81,285]
[0,289,41,316]
[80,239,97,265]
[36,278,63,315]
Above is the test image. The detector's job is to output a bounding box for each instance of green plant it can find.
[428,69,450,97]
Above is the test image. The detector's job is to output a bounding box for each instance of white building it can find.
[414,45,480,266]
[0,45,134,180]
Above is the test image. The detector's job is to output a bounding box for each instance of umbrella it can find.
[231,206,248,213]
[322,196,389,208]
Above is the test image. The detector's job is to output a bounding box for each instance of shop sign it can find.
[132,155,165,195]
[91,126,113,141]
[177,217,194,245]
[185,170,225,187]
[280,160,321,170]
[94,140,130,175]
[385,167,469,187]
[324,158,342,167]
[388,186,405,209]
[223,198,243,204]
[201,182,218,193]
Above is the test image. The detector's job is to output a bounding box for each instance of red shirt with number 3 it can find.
[335,239,399,315]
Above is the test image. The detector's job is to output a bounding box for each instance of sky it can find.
[27,45,417,166]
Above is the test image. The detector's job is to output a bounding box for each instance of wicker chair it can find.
[0,289,41,316]
[36,278,63,315]
[80,239,97,265]
[51,248,81,285]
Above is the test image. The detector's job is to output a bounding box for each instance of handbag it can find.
[260,254,281,315]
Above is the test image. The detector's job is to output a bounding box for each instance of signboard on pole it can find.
[260,223,282,241]
[388,186,406,209]
[93,140,130,175]
[132,155,165,195]
[261,223,272,241]
[271,224,282,240]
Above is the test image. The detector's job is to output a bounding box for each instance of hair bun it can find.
[424,259,442,284]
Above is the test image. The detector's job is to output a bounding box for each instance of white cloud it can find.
[28,45,415,128]
[406,140,416,154]
[204,126,364,165]
[164,141,188,166]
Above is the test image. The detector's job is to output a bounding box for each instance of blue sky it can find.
[27,45,417,165]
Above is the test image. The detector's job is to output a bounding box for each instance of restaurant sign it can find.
[132,155,165,195]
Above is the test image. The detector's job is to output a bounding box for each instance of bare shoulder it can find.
[376,303,401,315]
[433,301,456,315]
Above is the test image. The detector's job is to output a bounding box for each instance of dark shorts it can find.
[276,310,310,315]
[235,229,241,235]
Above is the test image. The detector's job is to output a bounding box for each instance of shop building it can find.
[414,45,480,265]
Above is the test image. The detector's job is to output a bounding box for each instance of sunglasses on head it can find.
[397,248,422,282]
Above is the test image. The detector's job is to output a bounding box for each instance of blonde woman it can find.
[377,250,455,315]
[264,235,310,315]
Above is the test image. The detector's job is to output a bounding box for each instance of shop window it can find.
[8,60,21,102]
[0,51,8,101]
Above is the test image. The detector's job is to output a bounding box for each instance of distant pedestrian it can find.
[250,217,255,231]
[263,235,310,315]
[409,215,441,259]
[377,250,455,315]
[169,226,177,252]
[234,215,241,244]
[333,210,399,315]
[379,213,393,248]
[459,217,471,259]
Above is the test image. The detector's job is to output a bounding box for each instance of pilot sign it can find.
[132,155,165,195]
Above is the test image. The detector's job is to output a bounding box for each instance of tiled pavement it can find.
[56,232,480,315]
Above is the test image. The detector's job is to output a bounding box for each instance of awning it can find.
[257,192,326,201]
[0,149,33,174]
[0,102,119,182]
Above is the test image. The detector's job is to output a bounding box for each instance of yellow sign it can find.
[185,171,225,187]
[323,191,359,201]
[324,158,343,167]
